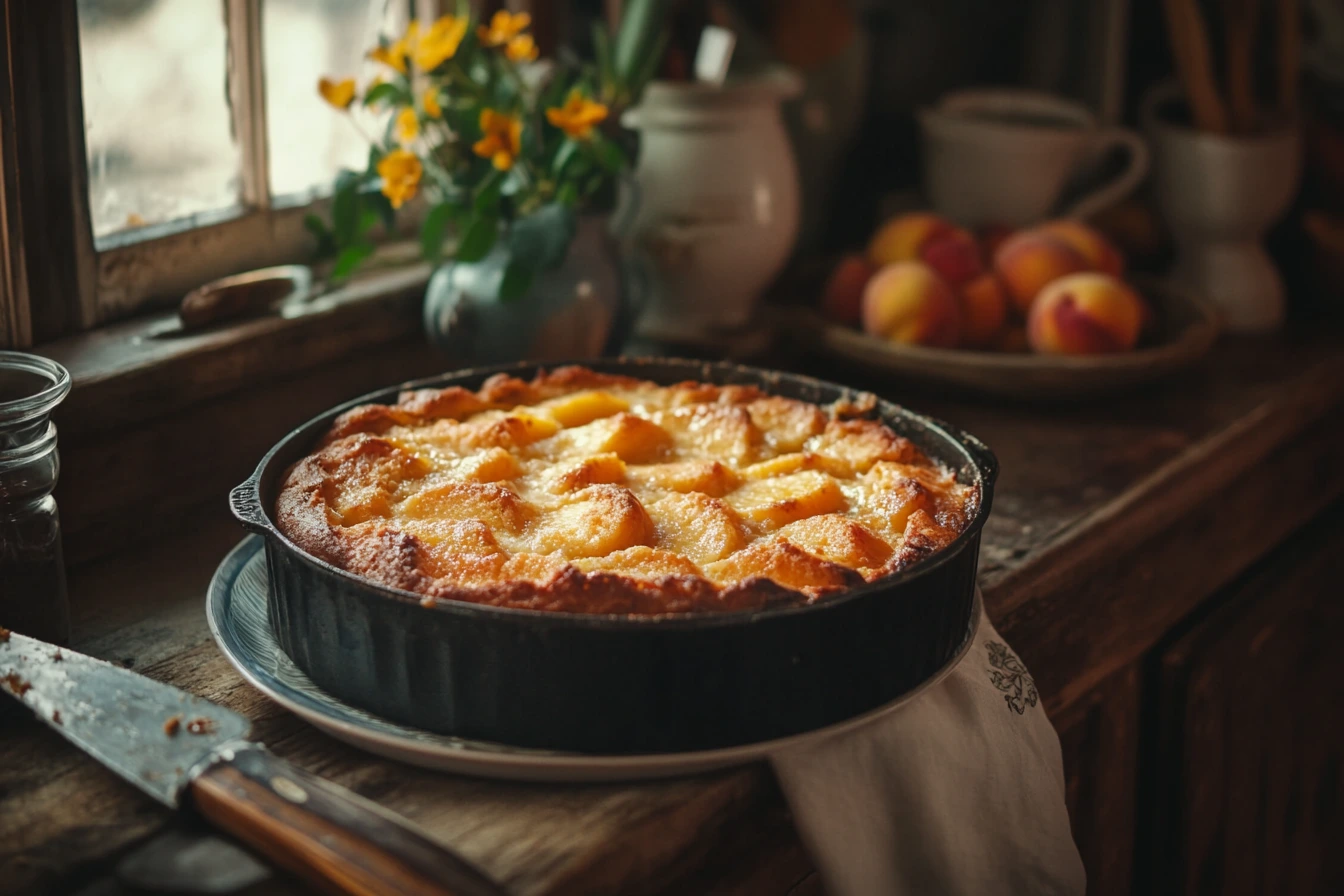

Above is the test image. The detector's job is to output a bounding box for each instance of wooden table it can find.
[3,330,1343,896]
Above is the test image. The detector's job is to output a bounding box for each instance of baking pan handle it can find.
[229,475,271,535]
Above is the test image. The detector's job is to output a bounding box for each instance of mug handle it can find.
[1061,127,1150,220]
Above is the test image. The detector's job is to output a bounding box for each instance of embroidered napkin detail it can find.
[771,591,1086,896]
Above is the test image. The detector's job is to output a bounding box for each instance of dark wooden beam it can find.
[0,0,97,347]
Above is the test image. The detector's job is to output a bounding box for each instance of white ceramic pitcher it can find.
[622,70,802,337]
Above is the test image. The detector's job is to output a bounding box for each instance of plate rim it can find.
[207,535,982,780]
[795,275,1220,377]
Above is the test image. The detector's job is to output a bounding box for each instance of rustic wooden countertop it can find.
[3,330,1344,896]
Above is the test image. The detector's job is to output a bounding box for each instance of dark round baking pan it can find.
[230,358,998,754]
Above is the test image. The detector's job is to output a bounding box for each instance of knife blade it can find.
[1,629,507,896]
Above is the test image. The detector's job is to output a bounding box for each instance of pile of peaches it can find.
[820,213,1150,355]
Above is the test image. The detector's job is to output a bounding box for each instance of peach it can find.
[861,262,961,348]
[957,272,1009,348]
[1026,273,1144,355]
[867,213,957,267]
[1036,219,1125,277]
[820,253,876,326]
[993,231,1090,316]
[921,227,985,288]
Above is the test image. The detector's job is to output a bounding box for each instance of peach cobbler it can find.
[276,367,977,614]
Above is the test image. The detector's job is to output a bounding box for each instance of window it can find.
[73,0,416,321]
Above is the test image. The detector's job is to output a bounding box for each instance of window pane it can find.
[265,0,407,202]
[77,0,241,240]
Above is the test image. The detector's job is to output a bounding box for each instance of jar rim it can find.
[0,352,72,426]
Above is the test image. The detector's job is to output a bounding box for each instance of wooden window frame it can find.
[89,0,422,323]
[0,0,430,346]
[0,0,549,351]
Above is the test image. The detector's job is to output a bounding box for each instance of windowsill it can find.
[41,263,433,440]
[38,261,459,565]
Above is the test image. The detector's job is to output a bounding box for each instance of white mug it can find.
[918,89,1149,228]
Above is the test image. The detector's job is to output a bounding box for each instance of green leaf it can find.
[455,211,498,263]
[473,169,505,213]
[332,172,361,246]
[363,82,409,109]
[331,243,375,280]
[364,188,397,232]
[626,28,669,103]
[556,181,580,208]
[612,0,669,96]
[498,260,534,302]
[303,213,336,258]
[420,202,457,263]
[587,133,628,173]
[366,144,385,175]
[539,69,571,115]
[358,206,382,236]
[592,22,613,90]
[551,138,581,177]
[507,203,576,271]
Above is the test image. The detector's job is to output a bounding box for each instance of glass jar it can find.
[0,351,72,645]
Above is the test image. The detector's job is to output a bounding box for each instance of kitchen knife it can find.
[0,629,507,896]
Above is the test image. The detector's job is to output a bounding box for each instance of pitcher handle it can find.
[1061,127,1150,220]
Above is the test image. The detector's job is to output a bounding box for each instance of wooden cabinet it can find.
[1055,663,1141,896]
[1139,506,1344,895]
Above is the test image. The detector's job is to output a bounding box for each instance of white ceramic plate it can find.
[208,536,980,783]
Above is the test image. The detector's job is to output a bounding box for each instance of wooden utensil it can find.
[1162,0,1230,134]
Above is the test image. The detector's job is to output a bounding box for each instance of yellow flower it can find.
[368,20,420,73]
[546,90,608,139]
[414,15,467,71]
[396,107,419,143]
[318,77,356,110]
[419,86,440,118]
[367,44,406,75]
[505,34,538,62]
[478,10,531,47]
[377,149,422,209]
[472,108,522,171]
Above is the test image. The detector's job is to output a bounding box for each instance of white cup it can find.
[918,89,1149,228]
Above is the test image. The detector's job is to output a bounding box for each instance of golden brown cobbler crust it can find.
[275,366,978,615]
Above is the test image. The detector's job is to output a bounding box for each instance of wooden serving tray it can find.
[788,277,1220,400]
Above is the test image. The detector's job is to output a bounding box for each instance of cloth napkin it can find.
[771,591,1086,896]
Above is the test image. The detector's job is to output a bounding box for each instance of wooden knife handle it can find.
[189,745,507,896]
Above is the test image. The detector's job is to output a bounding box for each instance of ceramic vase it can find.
[1143,86,1301,333]
[422,212,638,364]
[621,71,802,339]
